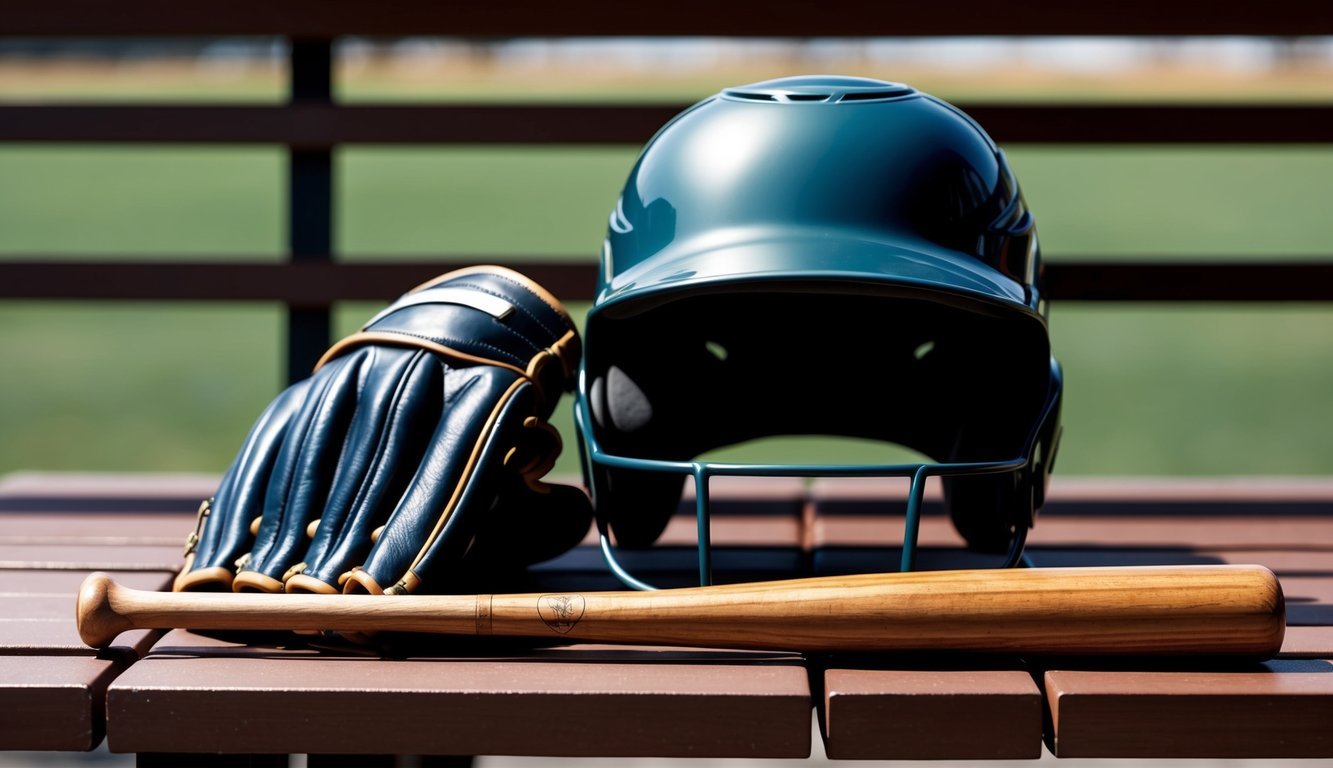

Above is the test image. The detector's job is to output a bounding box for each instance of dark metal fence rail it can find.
[4,1,1333,377]
[5,261,1333,305]
[7,0,1333,37]
[4,104,1333,146]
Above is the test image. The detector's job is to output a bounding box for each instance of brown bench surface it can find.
[2,471,1331,759]
[0,472,206,751]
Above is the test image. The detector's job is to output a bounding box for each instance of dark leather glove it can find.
[175,266,591,595]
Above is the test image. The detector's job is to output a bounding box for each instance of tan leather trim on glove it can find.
[233,570,285,593]
[504,416,563,493]
[285,573,340,594]
[173,565,234,593]
[315,265,581,406]
[341,567,386,595]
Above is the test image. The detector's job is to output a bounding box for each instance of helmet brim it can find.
[595,234,1034,319]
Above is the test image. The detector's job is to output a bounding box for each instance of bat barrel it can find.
[490,565,1285,656]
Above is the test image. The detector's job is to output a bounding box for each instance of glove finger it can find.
[341,366,536,595]
[231,352,364,592]
[284,347,444,593]
[174,378,309,592]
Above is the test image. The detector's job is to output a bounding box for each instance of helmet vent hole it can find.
[838,88,915,102]
[784,93,829,102]
[704,340,729,361]
[913,340,936,360]
[727,91,778,102]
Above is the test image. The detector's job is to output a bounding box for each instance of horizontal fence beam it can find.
[4,261,1333,304]
[5,0,1333,36]
[0,261,594,306]
[1042,262,1333,302]
[0,104,679,147]
[2,104,1333,146]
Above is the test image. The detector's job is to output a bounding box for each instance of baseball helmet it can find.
[574,76,1062,589]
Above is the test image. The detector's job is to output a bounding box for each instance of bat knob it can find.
[77,571,133,649]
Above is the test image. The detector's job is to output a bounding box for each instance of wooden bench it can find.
[3,471,1331,763]
[4,3,1333,765]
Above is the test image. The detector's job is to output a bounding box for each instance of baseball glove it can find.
[175,266,591,595]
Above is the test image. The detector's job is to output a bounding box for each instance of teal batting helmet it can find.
[575,76,1063,589]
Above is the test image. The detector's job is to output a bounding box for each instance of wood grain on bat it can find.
[77,565,1285,658]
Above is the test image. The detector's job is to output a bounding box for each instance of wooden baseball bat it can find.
[77,565,1285,657]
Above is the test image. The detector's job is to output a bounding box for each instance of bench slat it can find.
[0,656,126,750]
[109,630,812,757]
[1046,663,1333,758]
[822,668,1042,760]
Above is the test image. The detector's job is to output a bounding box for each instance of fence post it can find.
[286,37,335,383]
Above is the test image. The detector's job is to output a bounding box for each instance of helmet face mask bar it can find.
[575,401,1059,591]
[576,76,1064,590]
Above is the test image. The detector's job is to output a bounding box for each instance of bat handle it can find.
[78,572,137,649]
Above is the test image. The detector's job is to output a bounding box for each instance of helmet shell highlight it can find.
[599,75,1040,315]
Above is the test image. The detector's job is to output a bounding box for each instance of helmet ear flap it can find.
[942,472,1029,554]
[945,359,1061,553]
[586,367,683,548]
[596,467,686,549]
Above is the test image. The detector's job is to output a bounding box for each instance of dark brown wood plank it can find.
[1281,626,1333,659]
[1046,662,1333,758]
[0,512,193,546]
[0,471,216,516]
[108,629,812,757]
[0,594,75,619]
[0,543,184,571]
[4,568,175,595]
[0,560,191,751]
[822,669,1041,759]
[1047,476,1333,506]
[1028,519,1333,549]
[0,474,199,566]
[657,476,806,547]
[3,104,1331,147]
[0,618,158,657]
[5,0,1331,36]
[812,476,1333,549]
[0,655,125,750]
[1271,577,1333,626]
[1,570,173,655]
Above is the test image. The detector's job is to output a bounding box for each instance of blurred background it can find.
[1,34,1332,768]
[2,36,1332,479]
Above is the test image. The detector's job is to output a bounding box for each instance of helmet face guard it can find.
[576,76,1064,590]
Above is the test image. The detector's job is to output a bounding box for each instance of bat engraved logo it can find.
[538,594,586,634]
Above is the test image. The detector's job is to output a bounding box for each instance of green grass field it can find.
[2,144,1332,477]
